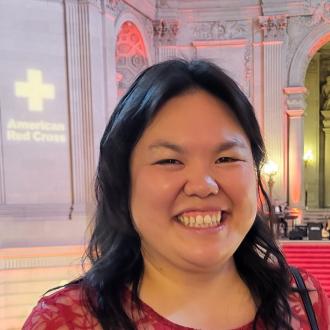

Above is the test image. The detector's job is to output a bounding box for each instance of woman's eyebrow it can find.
[148,139,248,153]
[214,140,248,153]
[148,141,183,153]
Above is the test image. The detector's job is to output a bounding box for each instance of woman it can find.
[23,60,329,329]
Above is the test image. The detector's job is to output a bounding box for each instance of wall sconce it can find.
[303,149,313,168]
[263,160,278,200]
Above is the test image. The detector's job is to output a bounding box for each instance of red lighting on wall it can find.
[115,21,148,97]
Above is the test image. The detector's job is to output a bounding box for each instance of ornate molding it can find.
[192,39,248,48]
[312,0,330,25]
[104,0,124,16]
[258,15,287,40]
[286,109,305,118]
[287,2,330,29]
[190,21,249,41]
[284,87,307,112]
[283,87,308,95]
[153,20,179,45]
[244,44,252,81]
[286,94,307,111]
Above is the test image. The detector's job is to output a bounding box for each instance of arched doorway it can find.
[286,23,330,209]
[304,42,330,209]
[115,21,148,98]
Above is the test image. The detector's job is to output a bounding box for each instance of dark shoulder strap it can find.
[290,266,319,330]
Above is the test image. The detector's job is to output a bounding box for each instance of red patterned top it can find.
[23,269,329,330]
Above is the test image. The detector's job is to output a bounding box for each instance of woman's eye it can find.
[216,157,238,163]
[156,159,181,165]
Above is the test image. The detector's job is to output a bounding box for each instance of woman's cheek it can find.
[223,166,257,205]
[135,168,182,205]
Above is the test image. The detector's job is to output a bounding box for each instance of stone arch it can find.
[288,22,330,87]
[285,22,330,209]
[115,15,151,97]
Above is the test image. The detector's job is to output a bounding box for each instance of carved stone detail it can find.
[157,0,169,8]
[244,44,252,81]
[153,20,179,45]
[258,15,287,40]
[142,16,154,42]
[104,0,124,16]
[321,110,330,128]
[312,0,330,25]
[286,93,307,111]
[284,86,308,111]
[191,21,249,41]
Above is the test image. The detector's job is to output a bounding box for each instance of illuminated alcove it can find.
[304,42,330,209]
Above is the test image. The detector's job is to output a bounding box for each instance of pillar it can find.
[284,87,307,208]
[321,111,330,207]
[64,0,106,218]
[259,15,287,200]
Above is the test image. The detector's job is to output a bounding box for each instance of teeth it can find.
[177,212,222,228]
[204,215,211,224]
[196,215,203,225]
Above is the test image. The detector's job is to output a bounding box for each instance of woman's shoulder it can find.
[22,283,101,330]
[289,267,330,329]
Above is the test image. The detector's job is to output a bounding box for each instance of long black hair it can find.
[82,59,293,329]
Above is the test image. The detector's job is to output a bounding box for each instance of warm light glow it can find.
[263,160,278,177]
[303,149,313,162]
[15,69,55,112]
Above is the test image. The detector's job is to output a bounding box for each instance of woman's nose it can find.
[183,174,219,198]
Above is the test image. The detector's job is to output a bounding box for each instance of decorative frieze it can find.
[258,15,287,40]
[190,21,249,41]
[153,20,179,45]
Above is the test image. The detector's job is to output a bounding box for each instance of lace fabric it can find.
[22,269,330,330]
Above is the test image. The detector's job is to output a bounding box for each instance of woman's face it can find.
[130,89,258,274]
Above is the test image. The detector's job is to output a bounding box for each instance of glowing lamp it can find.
[303,150,313,167]
[263,160,278,199]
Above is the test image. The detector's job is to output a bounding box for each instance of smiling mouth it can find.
[176,211,222,228]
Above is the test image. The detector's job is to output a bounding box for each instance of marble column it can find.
[259,15,287,201]
[64,0,105,218]
[287,110,305,208]
[321,111,330,207]
[284,87,307,209]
